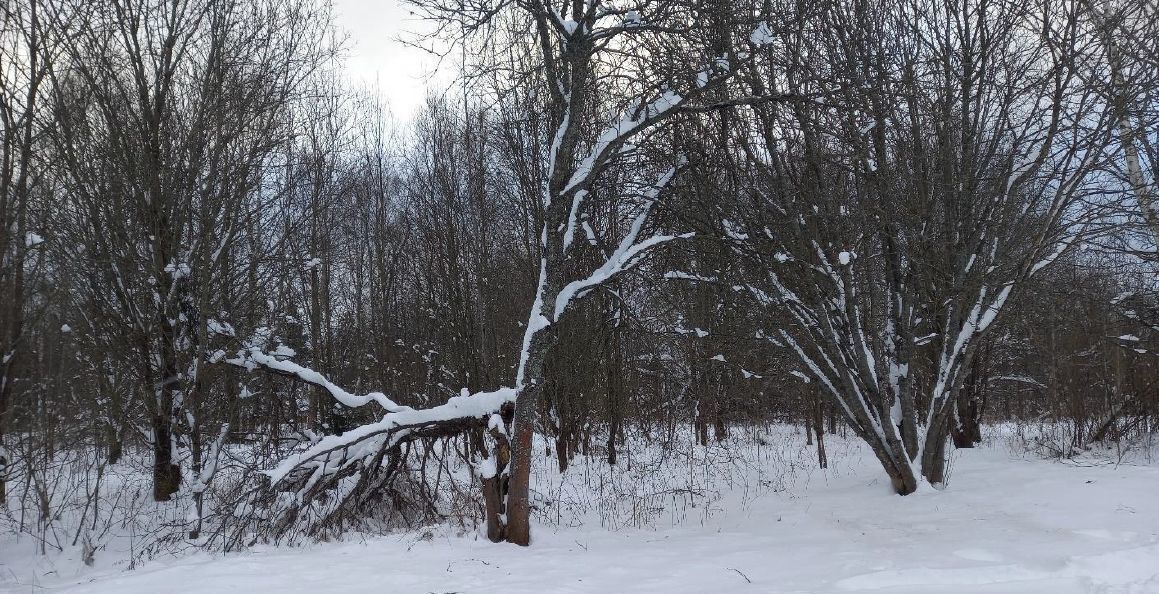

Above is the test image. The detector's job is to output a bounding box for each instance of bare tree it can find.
[0,0,57,503]
[228,0,786,546]
[721,0,1116,492]
[49,0,331,501]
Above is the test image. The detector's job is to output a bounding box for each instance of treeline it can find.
[2,0,1158,547]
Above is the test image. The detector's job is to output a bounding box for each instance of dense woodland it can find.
[1,0,1158,554]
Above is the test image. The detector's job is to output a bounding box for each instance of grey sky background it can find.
[331,0,446,119]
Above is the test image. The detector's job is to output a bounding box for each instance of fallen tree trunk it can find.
[223,349,516,541]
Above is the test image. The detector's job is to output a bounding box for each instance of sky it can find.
[330,0,448,120]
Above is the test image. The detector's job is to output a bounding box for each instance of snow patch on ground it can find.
[4,430,1158,593]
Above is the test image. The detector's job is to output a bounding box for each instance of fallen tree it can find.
[214,0,804,546]
[225,347,515,540]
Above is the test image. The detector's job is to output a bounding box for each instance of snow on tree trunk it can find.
[505,268,556,545]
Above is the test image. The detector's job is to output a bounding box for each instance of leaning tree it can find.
[227,0,794,545]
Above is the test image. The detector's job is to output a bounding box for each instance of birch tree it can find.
[1085,0,1159,244]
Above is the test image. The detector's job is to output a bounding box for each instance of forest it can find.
[1,0,1158,589]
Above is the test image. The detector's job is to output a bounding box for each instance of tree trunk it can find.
[695,408,709,447]
[870,439,919,495]
[921,416,951,486]
[482,404,513,542]
[504,308,556,546]
[606,322,622,466]
[106,420,123,465]
[713,396,728,442]
[952,395,983,448]
[813,397,827,469]
[152,306,183,501]
[151,411,181,501]
[504,397,536,546]
[555,432,569,472]
[952,352,986,448]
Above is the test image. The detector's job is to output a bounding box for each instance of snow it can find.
[561,93,683,196]
[1030,237,1075,276]
[1112,291,1134,305]
[16,434,1159,594]
[839,251,852,265]
[163,261,191,279]
[206,319,235,337]
[977,284,1013,333]
[722,218,749,241]
[226,348,409,413]
[25,232,44,247]
[663,270,717,282]
[475,454,498,479]
[749,21,774,45]
[562,189,589,251]
[553,175,691,320]
[267,386,517,485]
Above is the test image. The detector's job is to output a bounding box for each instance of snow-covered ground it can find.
[4,431,1158,593]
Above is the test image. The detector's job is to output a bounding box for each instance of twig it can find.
[727,567,752,583]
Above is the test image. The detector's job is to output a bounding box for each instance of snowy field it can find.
[4,429,1158,593]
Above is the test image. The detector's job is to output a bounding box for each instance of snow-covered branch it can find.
[225,348,410,413]
[554,164,691,320]
[267,387,516,486]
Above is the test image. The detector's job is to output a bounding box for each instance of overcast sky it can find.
[330,0,446,119]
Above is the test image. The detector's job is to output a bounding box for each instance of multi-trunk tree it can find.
[718,0,1116,493]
